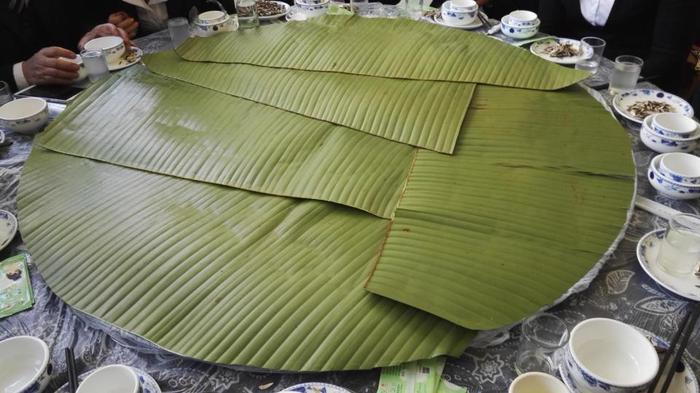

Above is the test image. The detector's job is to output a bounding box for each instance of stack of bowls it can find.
[640,113,700,153]
[440,0,478,27]
[0,97,49,134]
[648,153,700,199]
[294,0,329,18]
[500,10,539,39]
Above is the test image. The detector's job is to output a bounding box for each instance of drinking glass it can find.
[575,37,606,74]
[405,0,423,20]
[608,55,643,95]
[80,50,110,82]
[168,17,190,49]
[0,81,12,106]
[236,0,260,29]
[515,313,569,375]
[658,214,700,276]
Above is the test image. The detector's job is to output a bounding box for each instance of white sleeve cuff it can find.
[12,62,29,90]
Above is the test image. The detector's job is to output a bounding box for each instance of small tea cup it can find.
[509,372,569,393]
[83,36,125,65]
[0,336,52,393]
[75,365,139,393]
[659,152,700,184]
[652,113,698,139]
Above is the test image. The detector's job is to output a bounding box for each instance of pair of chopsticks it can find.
[647,301,700,393]
[65,347,79,393]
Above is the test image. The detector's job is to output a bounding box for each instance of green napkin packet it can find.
[0,254,34,319]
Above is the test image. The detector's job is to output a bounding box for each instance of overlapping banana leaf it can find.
[144,51,475,154]
[365,85,634,329]
[176,15,588,90]
[38,71,415,219]
[19,148,475,371]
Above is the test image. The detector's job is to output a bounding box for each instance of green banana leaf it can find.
[144,51,476,154]
[38,71,415,219]
[365,85,635,329]
[18,148,475,371]
[176,15,588,90]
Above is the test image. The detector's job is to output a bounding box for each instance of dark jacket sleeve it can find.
[0,64,18,91]
[537,0,567,36]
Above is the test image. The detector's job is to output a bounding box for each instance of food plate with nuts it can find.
[257,0,290,20]
[108,47,143,72]
[612,89,694,125]
[529,37,592,65]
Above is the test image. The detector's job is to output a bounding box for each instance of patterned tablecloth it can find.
[0,28,698,393]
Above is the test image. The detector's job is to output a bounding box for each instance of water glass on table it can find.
[0,81,13,106]
[405,0,424,20]
[515,313,569,375]
[80,49,110,82]
[168,17,190,49]
[608,55,643,95]
[575,37,606,74]
[658,213,700,276]
[236,0,260,29]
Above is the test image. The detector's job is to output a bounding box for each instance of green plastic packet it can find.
[377,357,447,393]
[0,254,34,319]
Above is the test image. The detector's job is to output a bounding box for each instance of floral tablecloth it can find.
[0,29,697,393]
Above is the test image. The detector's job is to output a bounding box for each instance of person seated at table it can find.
[93,0,236,38]
[538,0,699,93]
[0,0,132,92]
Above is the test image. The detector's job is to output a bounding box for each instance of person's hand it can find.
[78,23,133,50]
[21,47,80,86]
[108,11,139,39]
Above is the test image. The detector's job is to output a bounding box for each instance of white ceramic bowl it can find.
[507,10,538,27]
[501,16,539,39]
[76,365,139,393]
[659,152,700,184]
[196,10,228,24]
[58,55,87,82]
[640,115,700,153]
[447,0,477,11]
[649,155,700,199]
[0,336,51,393]
[652,113,698,139]
[563,318,659,393]
[194,14,235,35]
[84,36,125,65]
[0,97,49,134]
[441,1,478,25]
[509,372,569,393]
[294,0,329,17]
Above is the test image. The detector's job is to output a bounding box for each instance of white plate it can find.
[529,37,592,65]
[637,229,700,301]
[282,382,353,393]
[0,209,17,252]
[559,326,698,393]
[432,12,485,30]
[258,1,290,20]
[108,47,143,72]
[55,367,161,393]
[613,89,695,125]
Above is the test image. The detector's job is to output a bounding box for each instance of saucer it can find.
[107,47,143,72]
[0,209,18,252]
[613,89,695,125]
[558,327,698,393]
[281,382,353,393]
[637,229,700,301]
[529,37,593,65]
[432,12,485,29]
[55,367,161,393]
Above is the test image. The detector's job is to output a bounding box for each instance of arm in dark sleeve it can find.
[538,0,566,36]
[1,64,18,92]
[642,0,698,80]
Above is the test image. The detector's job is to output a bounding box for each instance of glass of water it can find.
[80,49,110,82]
[0,81,13,106]
[608,55,643,95]
[236,0,260,29]
[658,214,700,276]
[575,37,606,74]
[515,313,569,375]
[168,17,190,49]
[405,0,424,20]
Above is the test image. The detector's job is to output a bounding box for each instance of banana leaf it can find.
[364,85,635,329]
[18,147,476,371]
[38,71,415,219]
[144,51,476,154]
[176,15,588,90]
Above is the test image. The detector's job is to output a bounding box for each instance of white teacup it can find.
[563,318,659,393]
[509,372,569,393]
[450,0,478,10]
[58,55,87,82]
[0,336,52,393]
[75,365,139,393]
[83,36,125,65]
[441,0,477,25]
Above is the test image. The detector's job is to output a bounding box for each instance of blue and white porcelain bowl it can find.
[0,336,52,393]
[640,115,700,153]
[194,14,235,35]
[507,10,538,27]
[76,365,140,393]
[651,113,698,139]
[294,0,329,17]
[658,152,700,185]
[83,36,125,65]
[195,10,229,24]
[648,154,700,200]
[500,15,539,39]
[0,97,49,134]
[563,318,659,393]
[441,1,477,26]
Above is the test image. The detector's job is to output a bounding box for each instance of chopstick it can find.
[647,301,700,393]
[65,347,79,393]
